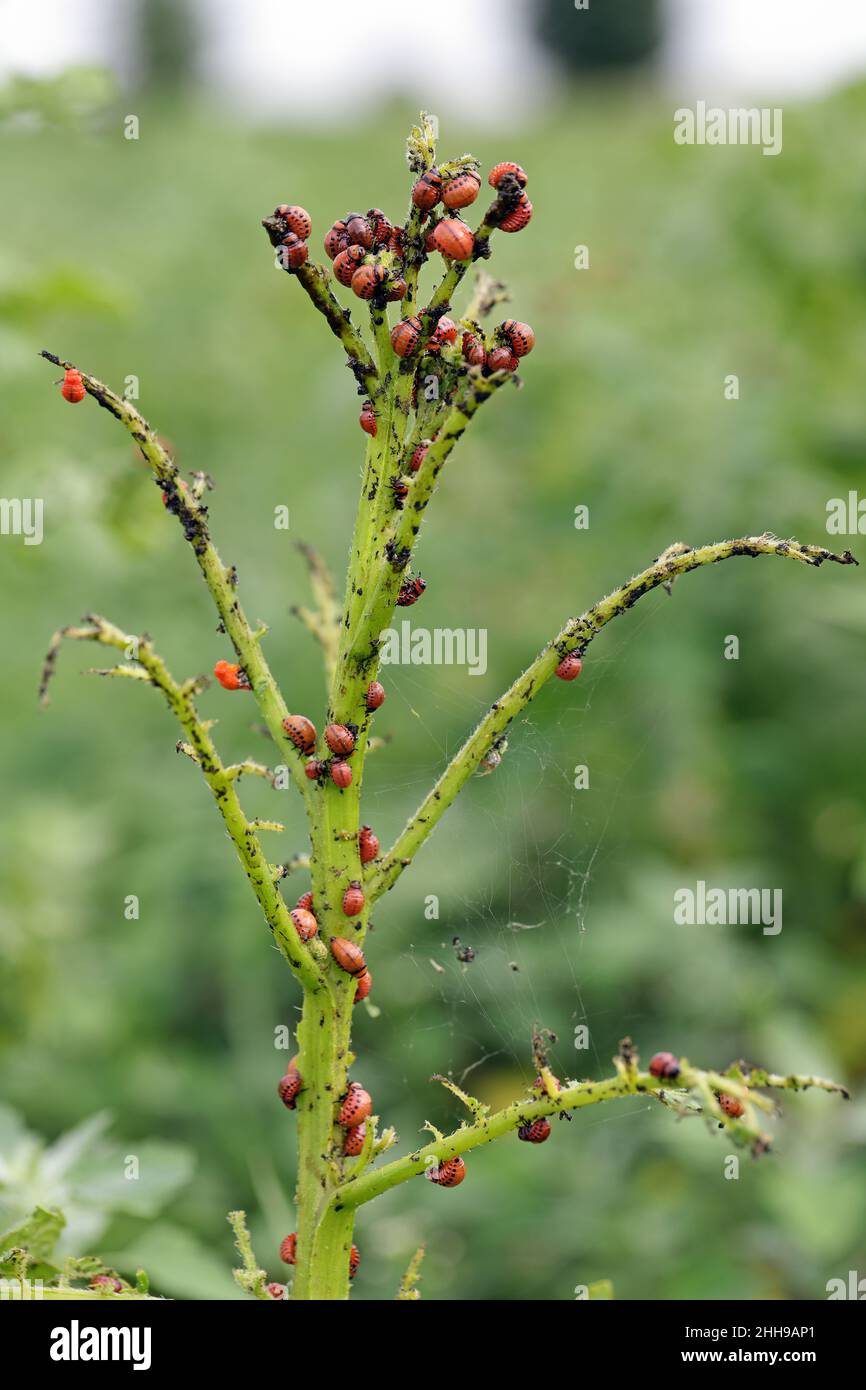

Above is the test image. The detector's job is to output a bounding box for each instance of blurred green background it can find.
[1,56,866,1301]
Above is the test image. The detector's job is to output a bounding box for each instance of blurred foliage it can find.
[134,0,201,94]
[535,0,662,73]
[0,66,117,132]
[0,70,865,1301]
[0,1103,202,1295]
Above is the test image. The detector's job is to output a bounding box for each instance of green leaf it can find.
[41,1112,112,1183]
[70,1141,195,1217]
[0,1205,65,1266]
[0,1104,37,1182]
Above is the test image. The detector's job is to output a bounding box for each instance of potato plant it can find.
[35,115,854,1302]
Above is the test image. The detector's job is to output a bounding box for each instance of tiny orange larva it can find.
[342,881,365,916]
[338,1082,373,1128]
[431,218,474,261]
[325,723,355,757]
[330,935,366,975]
[214,660,251,691]
[427,1156,466,1187]
[499,194,533,233]
[354,969,372,1003]
[290,907,318,942]
[488,161,528,189]
[61,367,86,403]
[442,171,481,209]
[555,652,582,681]
[282,714,317,753]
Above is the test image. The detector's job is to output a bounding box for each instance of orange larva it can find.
[338,1082,373,1128]
[61,367,86,403]
[409,442,429,473]
[427,1156,466,1187]
[290,907,318,942]
[214,659,252,691]
[279,232,309,270]
[488,161,528,189]
[282,714,317,754]
[462,332,486,367]
[354,969,372,1003]
[367,208,393,245]
[359,401,376,437]
[333,245,366,286]
[430,316,458,348]
[295,891,314,912]
[365,680,385,711]
[649,1052,680,1080]
[277,1060,302,1109]
[518,1117,551,1144]
[280,1232,297,1264]
[330,935,366,975]
[351,263,386,300]
[345,214,373,249]
[442,171,481,209]
[324,220,349,259]
[331,760,354,788]
[499,194,533,233]
[343,1121,367,1155]
[325,723,355,756]
[358,825,379,864]
[555,652,582,681]
[486,346,517,373]
[412,169,443,210]
[501,319,535,357]
[342,881,365,916]
[431,218,475,261]
[349,1244,361,1279]
[276,204,312,239]
[718,1093,745,1119]
[391,314,423,358]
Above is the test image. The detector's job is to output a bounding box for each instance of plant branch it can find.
[39,615,324,993]
[396,1246,425,1300]
[368,533,857,899]
[331,1056,848,1213]
[39,351,313,803]
[334,371,512,727]
[291,542,341,682]
[292,264,378,395]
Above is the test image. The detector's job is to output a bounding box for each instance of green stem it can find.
[293,263,378,395]
[41,616,324,993]
[368,533,857,899]
[38,351,314,803]
[332,1062,848,1213]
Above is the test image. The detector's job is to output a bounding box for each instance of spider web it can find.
[359,600,666,1121]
